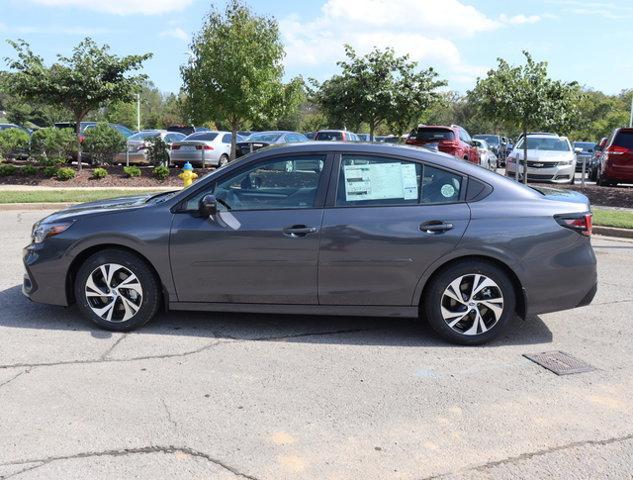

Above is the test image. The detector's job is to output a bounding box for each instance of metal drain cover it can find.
[523,351,596,375]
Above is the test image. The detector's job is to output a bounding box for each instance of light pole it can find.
[136,93,141,131]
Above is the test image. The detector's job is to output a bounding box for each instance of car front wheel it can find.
[422,260,516,345]
[74,249,161,331]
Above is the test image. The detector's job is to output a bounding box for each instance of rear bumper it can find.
[114,151,149,165]
[170,151,221,167]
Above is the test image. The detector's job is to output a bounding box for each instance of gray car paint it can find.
[23,142,597,321]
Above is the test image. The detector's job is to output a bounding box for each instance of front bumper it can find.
[22,244,71,307]
[506,162,575,183]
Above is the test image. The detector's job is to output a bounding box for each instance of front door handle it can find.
[283,225,318,237]
[420,220,454,234]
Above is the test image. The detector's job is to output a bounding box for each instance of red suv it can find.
[597,128,633,186]
[406,125,480,164]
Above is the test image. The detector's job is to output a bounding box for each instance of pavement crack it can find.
[0,369,30,391]
[253,326,385,342]
[0,445,260,480]
[100,333,128,360]
[161,399,178,431]
[420,432,633,479]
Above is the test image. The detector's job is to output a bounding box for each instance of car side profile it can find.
[23,143,597,345]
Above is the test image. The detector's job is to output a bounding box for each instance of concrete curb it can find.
[593,226,633,239]
[0,202,76,211]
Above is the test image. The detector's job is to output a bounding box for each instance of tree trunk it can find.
[230,123,238,161]
[522,127,528,184]
[369,122,375,142]
[75,114,83,172]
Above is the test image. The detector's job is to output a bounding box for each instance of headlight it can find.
[560,159,573,166]
[32,222,73,244]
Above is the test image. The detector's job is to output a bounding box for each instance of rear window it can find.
[185,132,218,141]
[409,128,454,142]
[613,131,633,150]
[315,131,343,141]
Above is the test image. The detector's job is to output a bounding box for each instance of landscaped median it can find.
[0,188,174,205]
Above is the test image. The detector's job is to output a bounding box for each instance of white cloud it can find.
[0,22,109,35]
[28,0,193,15]
[499,13,542,25]
[160,27,189,42]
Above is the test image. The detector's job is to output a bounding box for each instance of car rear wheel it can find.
[422,260,516,345]
[74,249,161,332]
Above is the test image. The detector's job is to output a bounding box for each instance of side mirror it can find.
[199,194,218,217]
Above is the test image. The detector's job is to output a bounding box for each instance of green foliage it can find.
[30,128,76,160]
[0,127,30,159]
[181,0,285,158]
[42,166,59,178]
[55,167,75,181]
[153,165,170,180]
[0,163,17,176]
[3,37,151,170]
[123,165,141,177]
[310,45,446,138]
[82,123,126,165]
[146,136,170,166]
[91,167,108,179]
[19,164,38,176]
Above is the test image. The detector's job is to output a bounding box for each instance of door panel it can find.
[170,210,323,304]
[318,204,470,306]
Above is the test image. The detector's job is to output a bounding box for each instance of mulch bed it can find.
[0,164,214,188]
[533,182,633,209]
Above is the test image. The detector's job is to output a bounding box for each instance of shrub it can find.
[91,167,108,180]
[82,123,126,165]
[42,166,59,178]
[30,128,77,161]
[37,156,68,167]
[55,167,76,181]
[123,165,141,177]
[146,136,170,166]
[20,165,38,176]
[153,165,170,180]
[0,164,18,176]
[0,128,31,160]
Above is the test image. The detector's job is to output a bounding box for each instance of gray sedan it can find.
[23,143,596,345]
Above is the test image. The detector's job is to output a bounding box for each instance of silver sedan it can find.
[115,130,186,165]
[170,131,240,168]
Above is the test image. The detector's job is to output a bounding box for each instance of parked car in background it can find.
[588,137,608,181]
[304,132,316,140]
[170,131,239,168]
[166,125,210,136]
[597,128,633,186]
[314,130,359,142]
[357,133,371,142]
[572,141,597,173]
[473,134,504,159]
[506,134,576,184]
[472,139,498,170]
[55,122,135,141]
[114,130,186,165]
[23,142,597,345]
[235,131,308,158]
[406,124,480,165]
[0,123,31,135]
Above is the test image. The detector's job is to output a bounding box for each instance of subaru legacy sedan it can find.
[23,143,597,345]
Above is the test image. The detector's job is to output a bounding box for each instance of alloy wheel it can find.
[440,274,504,336]
[84,263,143,323]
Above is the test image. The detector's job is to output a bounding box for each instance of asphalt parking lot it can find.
[1,210,633,479]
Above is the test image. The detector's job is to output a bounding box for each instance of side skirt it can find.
[168,302,419,318]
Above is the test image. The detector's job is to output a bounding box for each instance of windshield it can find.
[516,137,570,151]
[247,132,283,143]
[474,135,500,145]
[129,131,160,141]
[573,142,596,152]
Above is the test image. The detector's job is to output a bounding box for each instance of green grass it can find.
[0,189,171,204]
[593,208,633,229]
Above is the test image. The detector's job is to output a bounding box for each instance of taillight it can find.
[605,145,628,156]
[171,145,180,150]
[195,145,214,150]
[555,213,592,236]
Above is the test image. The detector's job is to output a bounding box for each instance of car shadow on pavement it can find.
[1,285,552,347]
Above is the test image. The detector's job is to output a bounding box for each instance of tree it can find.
[181,0,285,160]
[311,45,446,140]
[470,51,579,183]
[2,38,151,170]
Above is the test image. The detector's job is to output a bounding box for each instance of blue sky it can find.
[1,0,632,95]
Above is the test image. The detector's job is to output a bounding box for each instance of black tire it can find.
[422,260,516,345]
[74,249,161,332]
[218,154,229,167]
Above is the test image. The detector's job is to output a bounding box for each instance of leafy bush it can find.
[31,128,77,161]
[0,128,30,160]
[42,166,59,178]
[20,165,38,176]
[91,167,108,179]
[55,167,76,181]
[0,164,18,176]
[123,165,141,177]
[37,156,68,167]
[146,136,170,166]
[82,123,126,165]
[153,165,170,180]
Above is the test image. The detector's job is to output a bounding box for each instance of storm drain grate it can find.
[523,351,596,375]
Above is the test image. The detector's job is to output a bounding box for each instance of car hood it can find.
[516,150,574,162]
[40,194,154,224]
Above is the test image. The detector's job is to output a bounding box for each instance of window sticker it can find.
[440,183,456,198]
[343,162,418,201]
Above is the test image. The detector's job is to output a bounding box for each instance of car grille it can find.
[519,160,559,168]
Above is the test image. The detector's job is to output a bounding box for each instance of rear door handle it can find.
[420,221,454,234]
[283,225,318,237]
